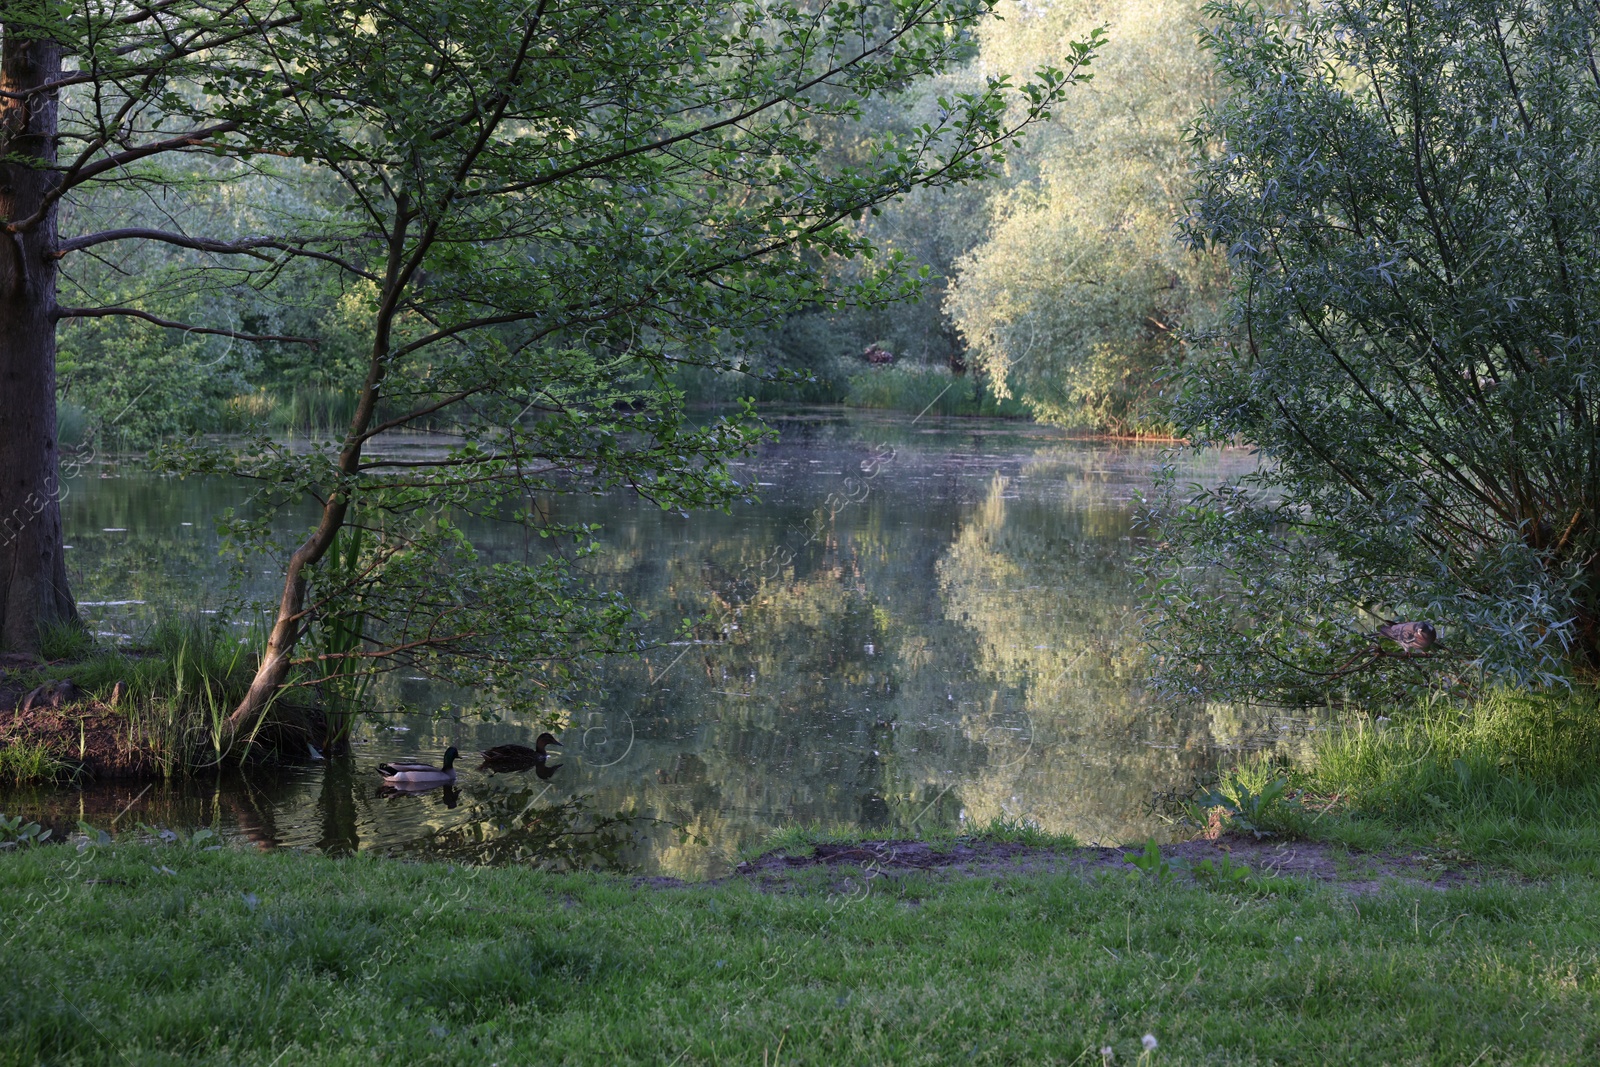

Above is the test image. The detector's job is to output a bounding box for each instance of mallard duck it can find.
[1377,620,1437,653]
[377,746,460,785]
[478,733,561,770]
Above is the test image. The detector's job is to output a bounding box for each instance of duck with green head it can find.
[377,746,460,785]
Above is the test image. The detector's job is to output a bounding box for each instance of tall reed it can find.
[0,741,66,787]
[308,525,373,750]
[114,616,263,776]
[223,386,356,437]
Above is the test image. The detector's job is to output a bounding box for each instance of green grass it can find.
[964,814,1082,848]
[13,616,266,778]
[0,742,66,787]
[38,619,97,662]
[25,616,255,706]
[1208,688,1600,877]
[2,841,1597,1065]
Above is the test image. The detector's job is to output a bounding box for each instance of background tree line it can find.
[55,0,1222,445]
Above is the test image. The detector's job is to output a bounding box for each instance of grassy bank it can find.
[670,361,1033,417]
[2,839,1597,1065]
[841,365,1030,418]
[1209,688,1600,878]
[0,618,288,782]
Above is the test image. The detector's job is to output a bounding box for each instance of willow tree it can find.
[1147,0,1600,702]
[161,0,1098,738]
[946,0,1227,433]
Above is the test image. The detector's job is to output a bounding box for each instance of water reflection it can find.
[6,411,1320,876]
[316,759,363,854]
[394,791,658,869]
[8,764,652,872]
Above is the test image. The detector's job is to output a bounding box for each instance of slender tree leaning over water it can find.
[156,0,1101,742]
[1147,0,1600,702]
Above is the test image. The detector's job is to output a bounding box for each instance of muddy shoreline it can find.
[0,658,154,779]
[641,834,1495,895]
[0,701,161,780]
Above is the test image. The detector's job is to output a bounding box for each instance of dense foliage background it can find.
[56,0,1221,444]
[51,0,1600,703]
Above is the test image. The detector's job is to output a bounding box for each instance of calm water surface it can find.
[10,410,1315,877]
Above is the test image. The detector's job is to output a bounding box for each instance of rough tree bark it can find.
[0,26,75,655]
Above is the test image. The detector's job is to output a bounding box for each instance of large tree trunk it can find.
[0,28,75,655]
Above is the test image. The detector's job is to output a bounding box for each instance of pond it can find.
[6,410,1317,877]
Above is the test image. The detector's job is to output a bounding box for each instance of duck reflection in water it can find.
[413,791,640,870]
[377,781,462,809]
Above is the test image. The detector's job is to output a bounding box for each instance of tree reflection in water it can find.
[384,790,672,872]
[17,415,1318,875]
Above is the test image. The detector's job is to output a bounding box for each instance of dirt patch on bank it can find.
[1,662,152,779]
[0,695,158,780]
[643,835,1489,895]
[1,656,321,782]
